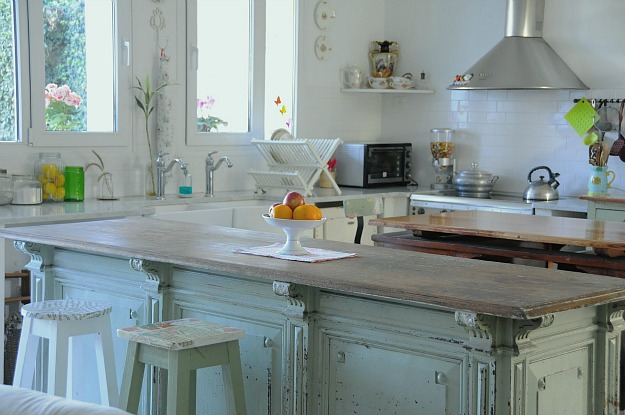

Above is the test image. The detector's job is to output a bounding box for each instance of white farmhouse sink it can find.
[148,199,313,236]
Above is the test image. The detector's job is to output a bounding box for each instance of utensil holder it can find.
[319,170,336,188]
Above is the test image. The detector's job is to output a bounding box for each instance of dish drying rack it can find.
[248,138,342,196]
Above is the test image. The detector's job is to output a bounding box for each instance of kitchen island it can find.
[1,217,624,414]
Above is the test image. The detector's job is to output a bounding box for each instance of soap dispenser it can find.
[178,166,192,198]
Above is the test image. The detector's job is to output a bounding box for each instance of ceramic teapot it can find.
[340,65,364,89]
[523,166,560,201]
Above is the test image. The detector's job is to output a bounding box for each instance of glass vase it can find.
[145,161,157,198]
[99,173,115,200]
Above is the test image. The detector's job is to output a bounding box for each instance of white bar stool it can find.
[12,299,119,406]
[117,318,247,415]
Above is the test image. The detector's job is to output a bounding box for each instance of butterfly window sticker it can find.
[274,96,293,131]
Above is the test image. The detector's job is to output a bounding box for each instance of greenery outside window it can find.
[0,0,18,142]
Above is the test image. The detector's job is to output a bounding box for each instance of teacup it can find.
[389,77,415,90]
[368,77,390,89]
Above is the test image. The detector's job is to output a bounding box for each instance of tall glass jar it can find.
[0,169,12,205]
[64,166,84,201]
[35,152,65,202]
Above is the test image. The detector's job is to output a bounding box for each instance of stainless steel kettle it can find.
[523,166,560,201]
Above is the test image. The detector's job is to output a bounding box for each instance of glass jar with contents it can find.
[64,166,84,201]
[12,175,42,205]
[0,169,12,205]
[35,152,65,202]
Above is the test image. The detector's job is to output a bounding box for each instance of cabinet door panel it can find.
[596,209,625,222]
[526,347,590,415]
[328,338,461,414]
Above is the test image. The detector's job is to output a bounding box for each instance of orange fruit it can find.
[293,205,322,220]
[270,204,293,219]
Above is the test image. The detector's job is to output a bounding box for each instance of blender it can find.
[430,128,455,190]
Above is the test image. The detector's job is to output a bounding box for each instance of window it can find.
[27,0,131,146]
[0,0,18,142]
[186,0,296,145]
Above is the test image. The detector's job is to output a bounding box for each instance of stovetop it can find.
[410,190,534,212]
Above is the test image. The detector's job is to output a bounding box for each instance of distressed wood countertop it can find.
[369,211,625,251]
[2,217,625,320]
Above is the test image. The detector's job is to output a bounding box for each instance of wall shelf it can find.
[340,88,434,94]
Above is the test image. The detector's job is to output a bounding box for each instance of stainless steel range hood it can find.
[448,0,588,90]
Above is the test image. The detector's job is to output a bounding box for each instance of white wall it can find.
[2,0,624,199]
[380,0,625,197]
[296,0,625,197]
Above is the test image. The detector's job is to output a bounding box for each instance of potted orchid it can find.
[197,96,228,132]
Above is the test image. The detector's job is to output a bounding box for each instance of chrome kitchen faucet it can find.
[156,152,188,200]
[205,151,233,197]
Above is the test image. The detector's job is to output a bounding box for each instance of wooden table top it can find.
[369,211,625,250]
[580,194,625,204]
[2,217,625,320]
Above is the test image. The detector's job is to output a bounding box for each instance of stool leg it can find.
[48,321,69,398]
[67,336,75,398]
[119,341,144,414]
[167,350,191,415]
[189,369,197,415]
[222,341,247,415]
[13,315,37,388]
[94,318,119,406]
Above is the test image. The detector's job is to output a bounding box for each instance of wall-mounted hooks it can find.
[574,98,623,104]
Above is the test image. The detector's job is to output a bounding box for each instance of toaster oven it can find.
[333,143,412,187]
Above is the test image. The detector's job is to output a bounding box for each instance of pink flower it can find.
[64,92,82,107]
[55,85,70,101]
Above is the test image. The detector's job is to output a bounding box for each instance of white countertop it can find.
[0,187,415,227]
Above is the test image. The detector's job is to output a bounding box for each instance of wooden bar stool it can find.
[117,318,246,415]
[12,299,118,406]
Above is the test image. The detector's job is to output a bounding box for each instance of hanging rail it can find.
[573,98,623,104]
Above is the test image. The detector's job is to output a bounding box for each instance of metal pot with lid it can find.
[523,166,560,201]
[453,162,499,198]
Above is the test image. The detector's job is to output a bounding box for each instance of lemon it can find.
[43,182,57,196]
[41,164,59,180]
[55,173,65,187]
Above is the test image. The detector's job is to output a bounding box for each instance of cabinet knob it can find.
[264,337,274,348]
[435,371,447,385]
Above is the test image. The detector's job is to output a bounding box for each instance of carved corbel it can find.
[455,311,494,353]
[514,314,554,353]
[130,258,167,324]
[14,241,44,272]
[273,281,306,319]
[605,308,625,333]
[129,258,164,294]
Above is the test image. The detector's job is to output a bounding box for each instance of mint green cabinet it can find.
[586,200,625,221]
[15,243,623,415]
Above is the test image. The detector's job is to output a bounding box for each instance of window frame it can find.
[185,0,267,146]
[24,0,132,147]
